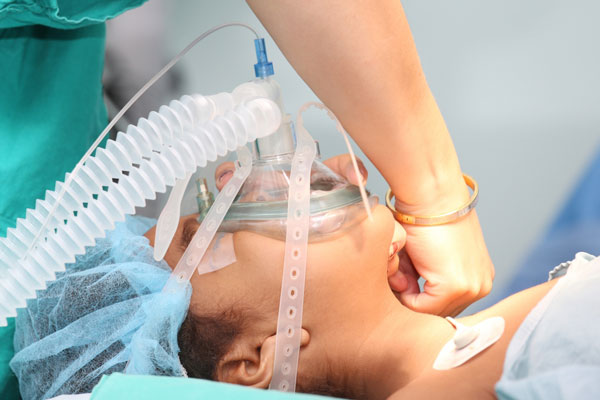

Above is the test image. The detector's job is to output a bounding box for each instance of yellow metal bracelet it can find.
[385,174,479,226]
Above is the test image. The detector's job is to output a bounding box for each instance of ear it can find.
[217,328,310,388]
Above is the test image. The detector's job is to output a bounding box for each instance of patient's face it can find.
[146,204,403,334]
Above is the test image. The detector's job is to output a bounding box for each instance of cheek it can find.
[194,207,396,318]
[304,206,396,292]
[305,236,385,291]
[188,257,280,319]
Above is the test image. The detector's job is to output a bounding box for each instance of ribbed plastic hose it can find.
[0,93,281,327]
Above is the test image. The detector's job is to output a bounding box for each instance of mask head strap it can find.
[163,147,253,293]
[268,104,317,392]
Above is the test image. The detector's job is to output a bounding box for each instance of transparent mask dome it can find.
[219,151,377,241]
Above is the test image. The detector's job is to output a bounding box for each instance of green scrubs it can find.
[0,1,146,398]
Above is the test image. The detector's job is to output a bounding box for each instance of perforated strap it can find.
[153,172,194,261]
[268,108,317,392]
[162,147,252,293]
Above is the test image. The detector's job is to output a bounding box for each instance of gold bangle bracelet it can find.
[385,174,479,226]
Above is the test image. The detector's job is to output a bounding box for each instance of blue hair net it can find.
[10,216,191,400]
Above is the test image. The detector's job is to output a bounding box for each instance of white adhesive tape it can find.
[196,232,237,275]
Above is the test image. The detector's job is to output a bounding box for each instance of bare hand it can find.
[387,208,494,316]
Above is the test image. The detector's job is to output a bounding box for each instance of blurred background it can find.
[103,0,600,310]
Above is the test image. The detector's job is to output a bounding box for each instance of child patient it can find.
[9,0,600,393]
[11,154,600,400]
[152,198,600,399]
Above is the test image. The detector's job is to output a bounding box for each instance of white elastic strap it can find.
[153,172,193,261]
[162,146,252,293]
[269,105,317,392]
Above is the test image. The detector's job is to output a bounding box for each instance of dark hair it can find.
[177,308,362,398]
[177,307,244,380]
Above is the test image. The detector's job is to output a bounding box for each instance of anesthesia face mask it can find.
[0,25,374,394]
[218,144,377,242]
[218,79,375,243]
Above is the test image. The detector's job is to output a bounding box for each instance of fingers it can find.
[400,283,464,317]
[397,269,493,316]
[389,249,419,298]
[390,247,494,316]
[399,290,452,316]
[389,210,495,316]
[214,162,236,191]
[323,154,368,186]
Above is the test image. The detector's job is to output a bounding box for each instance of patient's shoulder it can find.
[388,370,495,400]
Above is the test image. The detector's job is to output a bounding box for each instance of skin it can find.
[143,0,542,393]
[141,0,537,394]
[145,202,557,399]
[142,156,556,398]
[246,0,494,316]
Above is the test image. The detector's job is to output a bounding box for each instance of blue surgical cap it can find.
[10,216,191,400]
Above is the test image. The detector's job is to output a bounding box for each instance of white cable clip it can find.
[447,316,480,350]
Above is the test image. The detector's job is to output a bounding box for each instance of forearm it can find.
[247,0,468,213]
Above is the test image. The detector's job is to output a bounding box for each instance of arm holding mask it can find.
[246,0,493,316]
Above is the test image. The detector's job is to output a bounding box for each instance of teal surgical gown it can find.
[0,1,146,398]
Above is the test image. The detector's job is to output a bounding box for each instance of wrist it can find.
[387,174,477,225]
[391,169,471,217]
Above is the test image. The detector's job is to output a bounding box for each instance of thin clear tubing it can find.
[0,23,264,327]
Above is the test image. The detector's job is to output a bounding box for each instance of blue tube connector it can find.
[254,38,274,78]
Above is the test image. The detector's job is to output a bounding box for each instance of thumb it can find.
[323,154,368,185]
[343,159,368,186]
